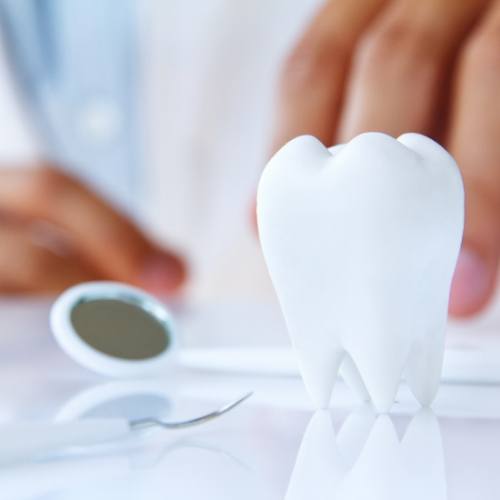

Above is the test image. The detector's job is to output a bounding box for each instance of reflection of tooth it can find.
[340,416,401,499]
[402,411,447,500]
[286,409,446,500]
[257,133,464,412]
[335,405,375,467]
[285,410,344,500]
[340,410,447,500]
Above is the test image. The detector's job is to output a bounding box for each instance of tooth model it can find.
[257,132,464,412]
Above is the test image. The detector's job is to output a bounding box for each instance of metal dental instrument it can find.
[130,392,253,430]
[0,393,253,464]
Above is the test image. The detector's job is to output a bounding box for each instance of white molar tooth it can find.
[257,132,464,413]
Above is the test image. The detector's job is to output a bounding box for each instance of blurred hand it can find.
[0,165,186,295]
[273,0,500,318]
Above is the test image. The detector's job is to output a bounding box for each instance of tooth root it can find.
[405,270,448,407]
[405,333,445,407]
[348,340,408,413]
[340,354,371,403]
[295,346,344,409]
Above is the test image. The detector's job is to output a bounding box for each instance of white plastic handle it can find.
[0,419,130,463]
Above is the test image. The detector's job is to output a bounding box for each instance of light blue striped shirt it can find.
[0,0,141,212]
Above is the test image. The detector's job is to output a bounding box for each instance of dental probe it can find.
[0,392,252,463]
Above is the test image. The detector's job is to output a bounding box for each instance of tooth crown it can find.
[257,133,464,412]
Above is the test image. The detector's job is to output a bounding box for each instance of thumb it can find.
[449,181,500,318]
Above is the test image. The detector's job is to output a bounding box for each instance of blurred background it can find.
[0,0,499,326]
[0,0,322,303]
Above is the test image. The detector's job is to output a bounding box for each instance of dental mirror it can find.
[50,282,178,377]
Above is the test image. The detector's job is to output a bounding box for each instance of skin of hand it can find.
[0,165,186,295]
[272,0,500,318]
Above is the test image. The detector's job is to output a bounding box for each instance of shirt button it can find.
[76,97,123,146]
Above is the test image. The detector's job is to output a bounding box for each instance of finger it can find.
[336,0,488,142]
[0,167,186,295]
[447,0,500,317]
[271,0,388,152]
[0,224,99,293]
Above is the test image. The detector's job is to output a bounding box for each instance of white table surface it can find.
[0,298,500,500]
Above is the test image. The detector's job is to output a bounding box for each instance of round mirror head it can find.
[51,282,177,377]
[71,298,170,360]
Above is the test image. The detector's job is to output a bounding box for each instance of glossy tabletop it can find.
[0,298,500,500]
